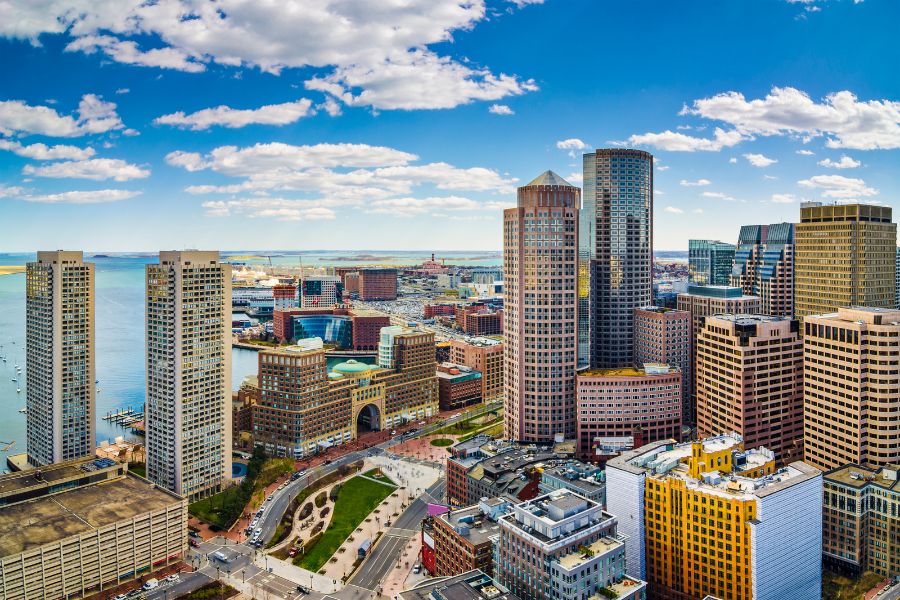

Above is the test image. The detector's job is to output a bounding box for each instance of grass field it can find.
[299,475,396,572]
[430,438,454,447]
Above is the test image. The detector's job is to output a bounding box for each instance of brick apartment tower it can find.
[696,314,804,463]
[503,171,579,442]
[804,307,900,471]
[633,307,692,428]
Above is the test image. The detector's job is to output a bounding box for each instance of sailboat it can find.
[16,388,21,393]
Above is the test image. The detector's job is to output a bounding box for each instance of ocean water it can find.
[0,251,500,469]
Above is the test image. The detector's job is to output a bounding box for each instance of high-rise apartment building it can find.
[794,203,896,319]
[146,250,232,500]
[300,275,342,307]
[273,283,298,310]
[730,223,795,317]
[358,268,398,300]
[503,171,579,442]
[688,239,735,286]
[803,307,900,471]
[450,338,504,401]
[496,489,647,600]
[696,314,803,463]
[633,307,691,426]
[580,149,653,369]
[607,434,822,600]
[25,250,95,466]
[896,247,900,309]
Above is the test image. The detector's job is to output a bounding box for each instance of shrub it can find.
[329,484,342,502]
[320,507,330,519]
[299,502,313,520]
[315,491,327,508]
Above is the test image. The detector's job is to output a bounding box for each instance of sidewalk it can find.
[380,535,424,597]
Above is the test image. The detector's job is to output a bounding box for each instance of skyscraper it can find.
[633,306,691,426]
[25,250,95,466]
[503,171,579,442]
[688,239,735,285]
[794,203,896,319]
[730,223,795,317]
[580,149,653,369]
[146,251,232,500]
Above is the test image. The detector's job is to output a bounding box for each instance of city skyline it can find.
[1,1,899,252]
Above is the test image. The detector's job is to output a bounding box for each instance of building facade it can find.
[696,314,804,463]
[504,171,579,442]
[606,435,822,600]
[145,250,232,500]
[576,365,681,461]
[429,500,505,577]
[794,203,897,319]
[450,338,504,401]
[358,268,398,300]
[803,307,900,472]
[273,283,298,310]
[580,149,654,369]
[688,239,736,286]
[633,307,691,428]
[300,275,342,307]
[730,223,795,317]
[25,250,95,466]
[437,363,483,410]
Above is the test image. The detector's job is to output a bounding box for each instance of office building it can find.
[633,307,691,427]
[896,247,900,309]
[803,307,900,471]
[504,171,579,442]
[273,283,298,310]
[689,239,736,286]
[254,330,438,457]
[822,464,900,577]
[426,499,507,577]
[730,223,795,317]
[300,275,342,307]
[580,149,654,369]
[538,461,605,505]
[606,434,822,600]
[450,338,504,401]
[424,303,457,319]
[272,306,390,350]
[472,267,503,284]
[458,304,504,336]
[0,458,186,599]
[25,250,95,467]
[496,489,647,600]
[437,363,483,410]
[794,203,896,319]
[696,314,803,463]
[146,250,231,500]
[576,365,681,461]
[358,268,398,300]
[399,570,521,600]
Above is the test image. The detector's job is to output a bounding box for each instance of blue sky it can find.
[0,0,898,251]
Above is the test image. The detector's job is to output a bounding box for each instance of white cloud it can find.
[556,138,590,151]
[797,174,878,198]
[701,191,736,201]
[155,99,315,130]
[115,88,130,94]
[20,189,141,204]
[567,172,583,185]
[365,195,482,217]
[508,0,544,6]
[656,165,670,171]
[23,158,150,181]
[681,86,900,150]
[65,35,205,72]
[680,178,711,187]
[0,185,24,197]
[488,104,514,115]
[743,153,778,167]
[771,193,797,204]
[729,157,738,164]
[818,155,861,169]
[0,94,123,137]
[0,139,95,160]
[664,206,683,214]
[796,149,815,155]
[625,127,745,152]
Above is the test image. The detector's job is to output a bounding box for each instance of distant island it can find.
[325,254,396,262]
[0,266,25,276]
[91,254,111,258]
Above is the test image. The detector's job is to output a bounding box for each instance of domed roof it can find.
[331,359,375,374]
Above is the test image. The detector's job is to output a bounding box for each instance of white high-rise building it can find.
[25,250,95,466]
[300,275,342,307]
[146,251,231,500]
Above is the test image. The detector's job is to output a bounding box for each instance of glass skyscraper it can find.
[730,223,795,317]
[688,239,735,286]
[579,149,653,369]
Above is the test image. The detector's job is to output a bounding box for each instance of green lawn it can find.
[430,438,454,447]
[129,462,146,478]
[299,475,396,572]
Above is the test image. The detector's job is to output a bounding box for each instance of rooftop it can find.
[440,505,501,546]
[683,285,757,300]
[399,570,521,600]
[824,464,900,492]
[557,536,624,571]
[0,473,183,558]
[578,364,677,378]
[524,170,575,188]
[0,457,119,497]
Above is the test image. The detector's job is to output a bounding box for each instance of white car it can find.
[165,574,180,583]
[142,578,159,590]
[255,527,262,535]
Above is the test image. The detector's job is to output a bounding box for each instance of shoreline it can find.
[0,266,25,276]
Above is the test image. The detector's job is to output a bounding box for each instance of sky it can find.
[0,0,898,252]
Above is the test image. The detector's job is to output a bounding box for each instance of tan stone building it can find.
[804,307,900,471]
[449,338,503,401]
[794,203,896,319]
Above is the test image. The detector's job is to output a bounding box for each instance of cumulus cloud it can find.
[0,139,95,160]
[23,158,150,181]
[625,127,745,152]
[0,94,123,137]
[743,153,778,167]
[797,174,877,198]
[20,189,142,204]
[202,198,336,221]
[664,206,684,214]
[771,193,797,203]
[701,191,736,201]
[818,155,861,169]
[65,35,205,72]
[556,138,590,151]
[796,149,815,155]
[680,178,711,187]
[155,99,315,130]
[488,104,514,115]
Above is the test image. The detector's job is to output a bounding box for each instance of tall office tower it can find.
[803,307,900,472]
[607,434,822,600]
[688,239,735,285]
[146,251,232,500]
[503,171,579,442]
[730,223,795,317]
[896,247,900,309]
[696,314,803,463]
[580,149,653,369]
[633,307,691,426]
[794,203,897,319]
[300,275,342,307]
[25,251,95,466]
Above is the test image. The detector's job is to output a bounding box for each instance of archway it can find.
[356,403,381,433]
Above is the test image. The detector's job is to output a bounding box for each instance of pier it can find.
[102,407,144,426]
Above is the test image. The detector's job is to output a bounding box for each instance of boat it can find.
[16,388,21,393]
[18,407,26,414]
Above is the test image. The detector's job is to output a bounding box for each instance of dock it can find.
[102,407,144,426]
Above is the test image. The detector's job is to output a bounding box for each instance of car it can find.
[288,546,298,557]
[189,538,199,548]
[296,585,310,594]
[391,430,397,436]
[413,564,421,574]
[188,530,201,539]
[266,495,273,502]
[142,578,159,590]
[418,421,426,426]
[298,469,307,477]
[165,574,180,583]
[255,527,262,535]
[112,595,128,600]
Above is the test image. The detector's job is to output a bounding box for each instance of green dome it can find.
[331,359,374,375]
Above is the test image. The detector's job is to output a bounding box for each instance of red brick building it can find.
[437,363,482,410]
[273,306,389,350]
[425,303,457,319]
[457,305,503,336]
[358,268,398,300]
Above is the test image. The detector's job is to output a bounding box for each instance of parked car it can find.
[142,579,159,590]
[255,528,262,535]
[288,547,298,557]
[189,538,199,548]
[413,564,421,574]
[112,595,127,600]
[165,574,179,583]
